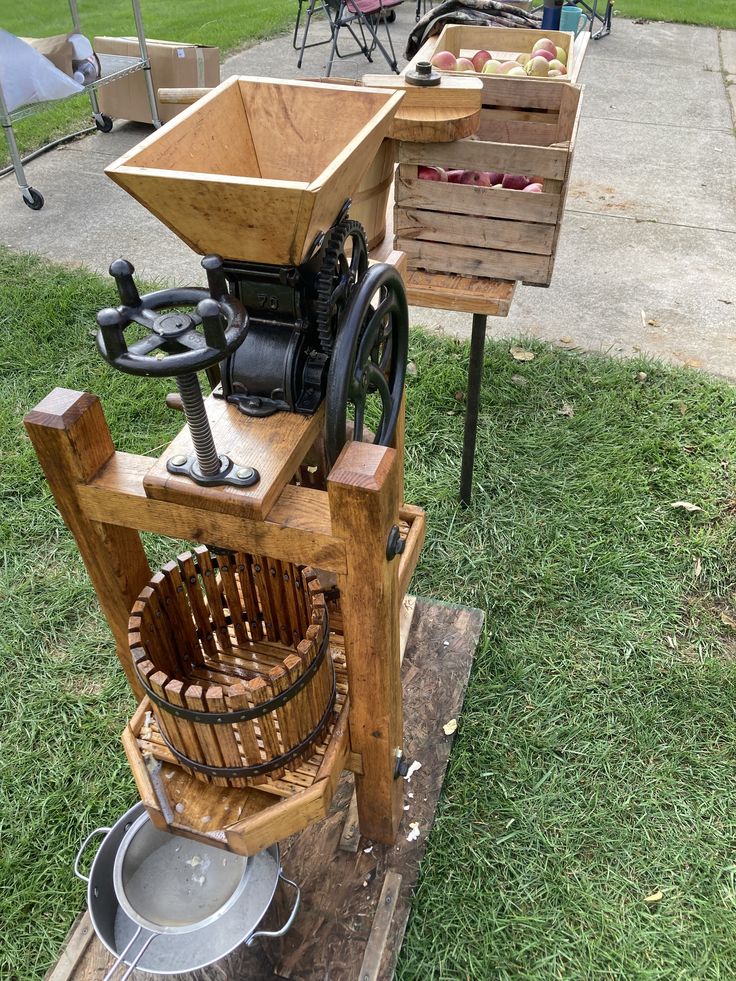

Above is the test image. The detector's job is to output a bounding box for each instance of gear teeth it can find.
[313,218,368,356]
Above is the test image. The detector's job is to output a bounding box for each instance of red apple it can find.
[471,49,492,72]
[501,173,531,190]
[498,60,520,74]
[459,170,491,186]
[455,57,475,72]
[532,37,557,57]
[486,171,504,185]
[535,49,556,62]
[430,50,457,71]
[418,166,447,182]
[446,170,466,183]
[523,183,543,192]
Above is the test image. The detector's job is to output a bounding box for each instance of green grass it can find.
[2,247,736,979]
[616,0,736,30]
[1,0,293,167]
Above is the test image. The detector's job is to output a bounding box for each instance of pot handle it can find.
[102,927,157,981]
[73,827,111,883]
[246,871,301,945]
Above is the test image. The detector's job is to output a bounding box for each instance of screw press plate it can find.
[167,454,260,488]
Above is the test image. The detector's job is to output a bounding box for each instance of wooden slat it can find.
[205,685,249,788]
[215,553,249,645]
[395,207,555,256]
[195,547,233,652]
[226,681,268,784]
[358,871,403,981]
[394,176,560,223]
[178,552,220,661]
[400,238,550,284]
[235,552,264,643]
[184,683,229,787]
[398,139,569,181]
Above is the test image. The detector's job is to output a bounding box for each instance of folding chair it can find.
[577,0,613,39]
[324,0,403,76]
[293,0,337,69]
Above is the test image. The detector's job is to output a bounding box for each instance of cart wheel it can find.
[23,188,44,211]
[95,115,114,133]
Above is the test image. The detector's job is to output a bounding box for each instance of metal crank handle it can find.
[73,827,111,883]
[101,928,157,981]
[246,872,301,945]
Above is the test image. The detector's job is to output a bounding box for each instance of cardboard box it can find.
[94,37,220,124]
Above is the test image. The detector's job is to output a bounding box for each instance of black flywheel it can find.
[324,263,408,468]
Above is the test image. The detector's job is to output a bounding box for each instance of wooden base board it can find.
[47,598,483,981]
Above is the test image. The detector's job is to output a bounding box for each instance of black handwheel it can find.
[324,263,408,467]
[95,114,114,133]
[23,188,44,211]
[96,255,248,377]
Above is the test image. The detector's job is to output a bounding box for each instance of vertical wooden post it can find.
[329,441,403,843]
[24,389,151,698]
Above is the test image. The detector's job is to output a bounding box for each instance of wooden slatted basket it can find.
[128,546,337,787]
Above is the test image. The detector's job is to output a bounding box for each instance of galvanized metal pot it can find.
[74,803,299,977]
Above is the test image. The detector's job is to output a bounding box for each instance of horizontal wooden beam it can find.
[78,451,348,573]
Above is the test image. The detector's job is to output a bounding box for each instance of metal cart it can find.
[0,0,161,210]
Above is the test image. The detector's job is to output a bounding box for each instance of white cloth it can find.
[0,29,83,113]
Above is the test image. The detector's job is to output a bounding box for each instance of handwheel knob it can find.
[201,254,227,300]
[197,298,227,350]
[109,258,141,308]
[96,306,128,361]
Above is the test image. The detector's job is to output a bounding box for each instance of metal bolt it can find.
[170,454,188,467]
[386,525,406,561]
[236,467,256,480]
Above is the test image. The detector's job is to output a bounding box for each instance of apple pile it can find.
[418,166,543,192]
[430,38,568,78]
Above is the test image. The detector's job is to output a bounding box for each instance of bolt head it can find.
[236,467,255,480]
[170,454,188,467]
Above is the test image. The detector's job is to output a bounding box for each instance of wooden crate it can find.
[411,24,576,84]
[393,82,582,286]
[106,76,403,265]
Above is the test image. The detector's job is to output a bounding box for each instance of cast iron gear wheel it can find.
[324,262,408,468]
[313,218,368,355]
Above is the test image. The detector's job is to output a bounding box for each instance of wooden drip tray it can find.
[123,642,350,856]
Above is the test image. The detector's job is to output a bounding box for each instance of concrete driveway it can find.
[1,14,734,377]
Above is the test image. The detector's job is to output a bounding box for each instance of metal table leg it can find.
[459,313,487,506]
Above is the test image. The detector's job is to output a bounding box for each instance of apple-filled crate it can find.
[416,24,577,82]
[396,27,583,286]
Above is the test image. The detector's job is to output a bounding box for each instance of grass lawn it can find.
[2,248,736,979]
[615,0,736,30]
[0,0,293,167]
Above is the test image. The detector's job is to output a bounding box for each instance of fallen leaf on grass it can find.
[454,390,465,402]
[511,374,528,387]
[670,501,702,513]
[443,718,458,736]
[559,335,573,344]
[406,361,418,376]
[644,890,663,904]
[557,403,574,417]
[720,610,736,630]
[510,346,535,362]
[635,372,648,383]
[679,403,688,416]
[693,557,703,577]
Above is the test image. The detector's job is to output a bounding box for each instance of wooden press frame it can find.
[25,371,425,846]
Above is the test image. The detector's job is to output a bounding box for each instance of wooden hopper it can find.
[106,76,404,265]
